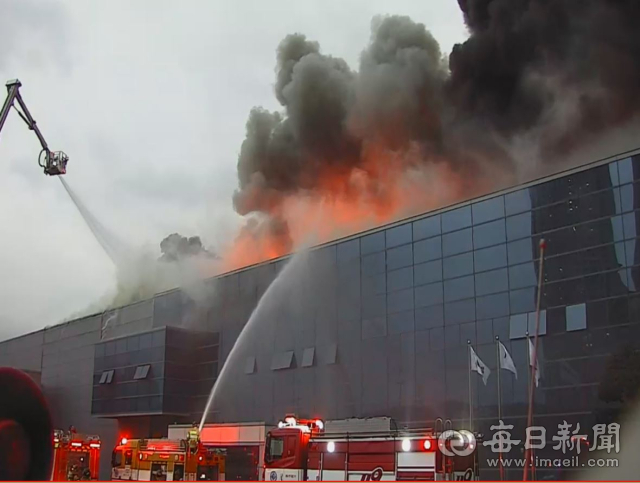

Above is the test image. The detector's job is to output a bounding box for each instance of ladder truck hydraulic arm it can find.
[0,79,68,175]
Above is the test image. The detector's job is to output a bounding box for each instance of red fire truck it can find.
[111,427,226,481]
[51,428,101,481]
[264,415,479,481]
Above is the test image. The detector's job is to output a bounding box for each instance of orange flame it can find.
[221,146,501,272]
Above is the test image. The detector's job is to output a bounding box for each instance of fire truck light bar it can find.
[71,442,82,447]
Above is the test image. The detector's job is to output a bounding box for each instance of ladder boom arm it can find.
[0,79,67,176]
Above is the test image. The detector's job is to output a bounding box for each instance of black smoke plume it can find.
[159,233,216,263]
[234,2,640,250]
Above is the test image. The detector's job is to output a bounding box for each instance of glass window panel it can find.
[361,232,385,255]
[509,313,528,339]
[337,239,360,263]
[445,325,460,348]
[362,294,387,319]
[415,283,444,308]
[414,260,443,286]
[623,212,637,240]
[476,293,510,319]
[493,317,509,341]
[271,351,295,370]
[444,299,476,325]
[442,228,472,257]
[475,268,508,296]
[509,263,537,290]
[510,287,536,314]
[472,196,505,225]
[413,215,441,240]
[473,219,506,249]
[505,189,532,216]
[116,339,127,355]
[388,310,414,335]
[387,267,413,292]
[95,343,105,358]
[387,244,413,271]
[506,213,533,241]
[362,317,387,339]
[152,330,165,348]
[127,336,140,352]
[477,319,493,344]
[362,252,386,276]
[620,184,634,213]
[415,305,444,331]
[362,274,386,296]
[507,239,534,265]
[619,157,633,184]
[414,237,442,264]
[566,303,587,331]
[387,288,414,314]
[245,356,257,373]
[443,253,474,279]
[386,224,412,248]
[475,244,507,272]
[527,311,547,335]
[430,327,444,350]
[460,322,477,347]
[609,162,620,186]
[444,276,475,302]
[442,206,472,233]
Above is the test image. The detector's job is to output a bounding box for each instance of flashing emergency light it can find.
[327,441,336,453]
[423,439,432,450]
[90,443,100,449]
[401,439,411,452]
[284,416,297,426]
[315,419,324,430]
[199,456,203,461]
[121,437,128,445]
[71,442,82,447]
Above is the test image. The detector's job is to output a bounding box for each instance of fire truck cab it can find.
[111,428,225,481]
[264,415,479,481]
[51,429,101,481]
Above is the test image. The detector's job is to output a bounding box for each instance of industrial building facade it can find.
[1,147,640,480]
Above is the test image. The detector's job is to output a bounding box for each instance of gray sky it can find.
[0,0,467,340]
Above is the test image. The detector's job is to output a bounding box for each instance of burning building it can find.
[2,1,640,479]
[1,148,640,479]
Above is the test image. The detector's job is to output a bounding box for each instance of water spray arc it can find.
[58,177,128,266]
[199,251,306,431]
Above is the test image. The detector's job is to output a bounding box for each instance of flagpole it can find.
[523,239,546,481]
[467,340,473,431]
[496,336,504,481]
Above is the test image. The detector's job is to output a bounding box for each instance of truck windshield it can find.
[112,450,122,467]
[265,434,284,462]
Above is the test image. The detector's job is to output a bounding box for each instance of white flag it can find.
[528,338,540,387]
[499,342,518,379]
[469,345,491,385]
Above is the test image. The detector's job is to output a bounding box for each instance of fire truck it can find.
[111,427,226,481]
[51,428,101,481]
[264,416,479,481]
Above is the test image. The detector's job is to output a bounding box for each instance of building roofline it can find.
[2,145,638,344]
